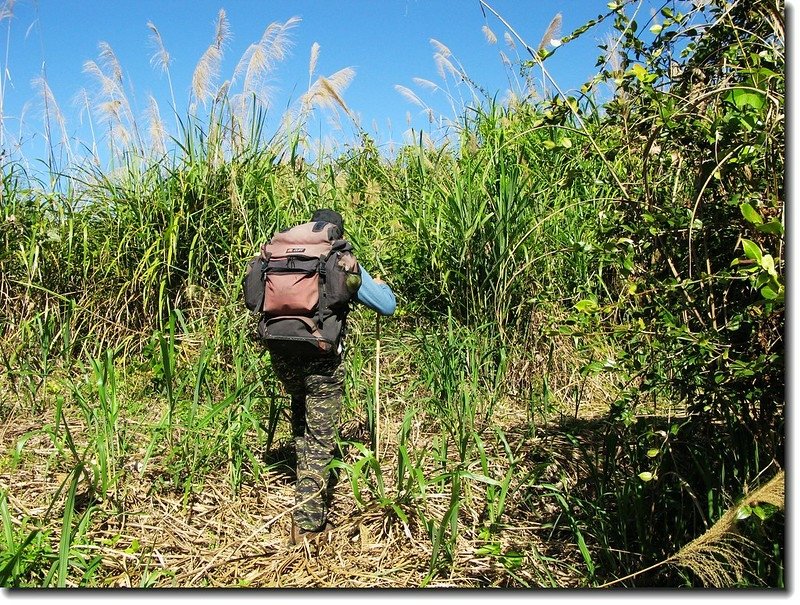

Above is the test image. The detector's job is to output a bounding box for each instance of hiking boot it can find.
[290,519,334,545]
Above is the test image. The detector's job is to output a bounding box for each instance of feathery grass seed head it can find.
[147,21,171,73]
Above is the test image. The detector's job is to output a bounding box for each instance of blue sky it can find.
[1,1,630,168]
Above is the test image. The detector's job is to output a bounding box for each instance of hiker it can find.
[245,209,396,544]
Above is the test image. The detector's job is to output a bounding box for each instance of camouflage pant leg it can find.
[296,358,344,530]
[270,354,310,438]
[271,352,344,531]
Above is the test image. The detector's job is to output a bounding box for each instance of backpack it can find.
[243,220,361,356]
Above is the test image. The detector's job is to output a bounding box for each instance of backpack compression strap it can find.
[317,254,327,327]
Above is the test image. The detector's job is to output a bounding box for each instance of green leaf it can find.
[622,257,633,273]
[755,220,783,235]
[739,202,763,225]
[741,239,762,263]
[0,527,41,586]
[57,465,81,587]
[475,543,501,556]
[753,503,778,521]
[628,64,650,82]
[759,254,777,277]
[576,532,594,574]
[753,506,768,521]
[575,299,599,313]
[754,273,771,289]
[736,505,752,520]
[760,284,780,300]
[727,88,765,111]
[638,471,654,482]
[390,503,409,524]
[650,23,663,35]
[646,448,660,458]
[125,539,141,554]
[501,551,524,570]
[582,361,606,375]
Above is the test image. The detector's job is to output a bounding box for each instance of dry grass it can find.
[0,402,579,588]
[0,330,776,589]
[0,333,586,590]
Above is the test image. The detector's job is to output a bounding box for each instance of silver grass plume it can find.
[73,87,98,161]
[296,66,356,127]
[394,84,428,109]
[600,32,625,98]
[395,82,436,124]
[146,21,171,73]
[669,471,784,587]
[309,42,320,86]
[430,38,451,57]
[98,41,123,87]
[0,1,13,149]
[0,0,14,21]
[82,59,117,99]
[600,470,785,588]
[97,42,135,128]
[33,76,72,165]
[192,8,231,105]
[433,50,459,80]
[98,99,130,147]
[146,20,178,130]
[147,94,166,156]
[83,42,140,154]
[234,16,300,99]
[313,67,355,114]
[537,13,562,51]
[430,38,466,87]
[412,77,438,92]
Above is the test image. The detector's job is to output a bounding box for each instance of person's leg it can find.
[290,394,306,438]
[294,355,344,531]
[270,353,307,438]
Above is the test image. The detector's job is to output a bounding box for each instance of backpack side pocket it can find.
[243,255,267,312]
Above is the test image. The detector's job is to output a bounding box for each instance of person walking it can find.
[259,209,396,544]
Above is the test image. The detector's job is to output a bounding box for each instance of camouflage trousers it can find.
[270,351,344,531]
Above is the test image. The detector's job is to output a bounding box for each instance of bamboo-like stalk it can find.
[0,0,15,149]
[374,313,381,459]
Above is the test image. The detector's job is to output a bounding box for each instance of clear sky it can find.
[0,1,632,169]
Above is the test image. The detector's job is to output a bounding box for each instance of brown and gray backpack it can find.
[243,219,361,356]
